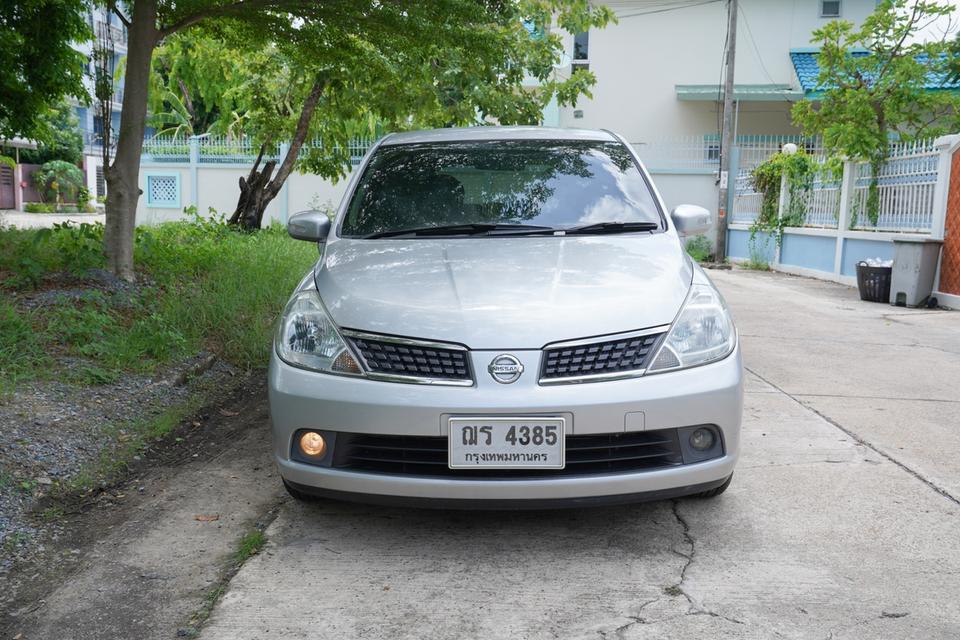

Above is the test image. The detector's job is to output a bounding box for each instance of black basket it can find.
[855,262,892,303]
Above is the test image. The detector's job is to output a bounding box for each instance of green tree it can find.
[33,160,86,205]
[147,32,250,138]
[792,0,960,161]
[1,102,84,165]
[0,0,90,142]
[101,0,614,279]
[792,0,960,224]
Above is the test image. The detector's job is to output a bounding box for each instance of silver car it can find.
[270,126,742,508]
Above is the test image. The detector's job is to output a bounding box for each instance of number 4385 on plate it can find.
[448,417,566,469]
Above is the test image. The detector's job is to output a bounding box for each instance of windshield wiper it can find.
[363,223,555,239]
[560,221,660,235]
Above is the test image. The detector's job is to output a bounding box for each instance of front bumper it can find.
[268,344,743,506]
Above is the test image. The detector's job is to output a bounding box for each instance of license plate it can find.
[448,417,565,469]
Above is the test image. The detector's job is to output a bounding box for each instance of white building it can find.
[551,0,877,143]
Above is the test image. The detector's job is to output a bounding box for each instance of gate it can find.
[0,164,14,209]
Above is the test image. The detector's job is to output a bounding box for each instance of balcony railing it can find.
[95,20,127,46]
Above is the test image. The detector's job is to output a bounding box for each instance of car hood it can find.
[314,234,692,349]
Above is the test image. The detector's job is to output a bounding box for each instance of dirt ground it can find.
[0,375,284,640]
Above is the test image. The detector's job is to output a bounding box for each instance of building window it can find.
[573,31,589,60]
[705,141,721,163]
[820,0,841,17]
[145,173,181,208]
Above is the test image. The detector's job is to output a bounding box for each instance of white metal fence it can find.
[851,139,939,233]
[631,135,823,172]
[632,136,719,171]
[730,138,939,234]
[141,135,375,165]
[797,166,841,228]
[731,169,762,225]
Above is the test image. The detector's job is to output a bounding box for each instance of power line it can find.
[737,0,795,104]
[615,0,723,19]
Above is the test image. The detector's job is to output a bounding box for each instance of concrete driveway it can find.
[200,269,960,639]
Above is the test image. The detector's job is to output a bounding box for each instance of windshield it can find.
[339,139,663,238]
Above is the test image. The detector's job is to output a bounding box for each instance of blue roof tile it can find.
[790,51,960,95]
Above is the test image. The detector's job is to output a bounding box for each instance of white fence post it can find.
[930,135,960,241]
[774,173,787,265]
[833,159,856,277]
[189,136,200,209]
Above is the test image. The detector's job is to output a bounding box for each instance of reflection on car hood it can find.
[315,234,692,349]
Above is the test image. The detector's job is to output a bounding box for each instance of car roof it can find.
[380,126,618,146]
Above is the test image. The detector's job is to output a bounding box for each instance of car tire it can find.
[693,473,733,498]
[282,479,317,502]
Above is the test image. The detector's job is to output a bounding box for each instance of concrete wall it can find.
[556,0,876,140]
[136,163,353,226]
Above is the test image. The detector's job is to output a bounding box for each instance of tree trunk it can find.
[228,79,326,230]
[103,0,158,281]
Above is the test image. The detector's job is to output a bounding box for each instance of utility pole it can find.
[715,0,737,261]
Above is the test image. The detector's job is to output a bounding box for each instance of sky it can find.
[913,4,960,43]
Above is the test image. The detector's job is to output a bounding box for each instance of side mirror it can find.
[671,204,711,236]
[287,210,332,244]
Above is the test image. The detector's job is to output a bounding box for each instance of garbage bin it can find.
[855,262,892,302]
[889,237,943,307]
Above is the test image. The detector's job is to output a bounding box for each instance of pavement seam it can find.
[746,366,960,508]
[790,393,960,404]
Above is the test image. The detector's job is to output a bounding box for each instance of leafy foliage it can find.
[0,218,316,392]
[32,160,86,205]
[685,236,713,263]
[747,151,836,245]
[792,0,960,163]
[0,0,90,141]
[1,102,85,165]
[146,1,614,182]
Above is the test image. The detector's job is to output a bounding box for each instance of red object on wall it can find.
[940,148,960,296]
[19,164,43,203]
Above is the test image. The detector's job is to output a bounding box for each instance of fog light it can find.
[299,431,327,457]
[689,428,715,451]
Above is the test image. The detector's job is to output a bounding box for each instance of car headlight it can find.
[647,284,735,373]
[275,290,363,375]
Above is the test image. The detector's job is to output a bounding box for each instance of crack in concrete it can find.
[599,502,744,637]
[666,500,745,626]
[746,366,960,508]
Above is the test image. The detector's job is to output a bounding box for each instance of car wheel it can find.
[282,479,317,502]
[693,473,733,498]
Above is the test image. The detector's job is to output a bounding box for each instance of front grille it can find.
[346,335,471,382]
[331,429,684,479]
[540,332,665,381]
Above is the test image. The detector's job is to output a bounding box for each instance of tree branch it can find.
[265,78,326,200]
[108,0,131,28]
[157,0,280,39]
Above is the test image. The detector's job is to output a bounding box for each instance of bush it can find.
[685,236,713,263]
[23,202,57,213]
[32,160,85,204]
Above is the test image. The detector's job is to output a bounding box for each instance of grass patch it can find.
[234,529,267,564]
[181,526,270,636]
[0,217,316,392]
[741,258,772,271]
[684,235,713,263]
[63,391,206,494]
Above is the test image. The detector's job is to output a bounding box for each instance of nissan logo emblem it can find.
[488,354,524,384]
